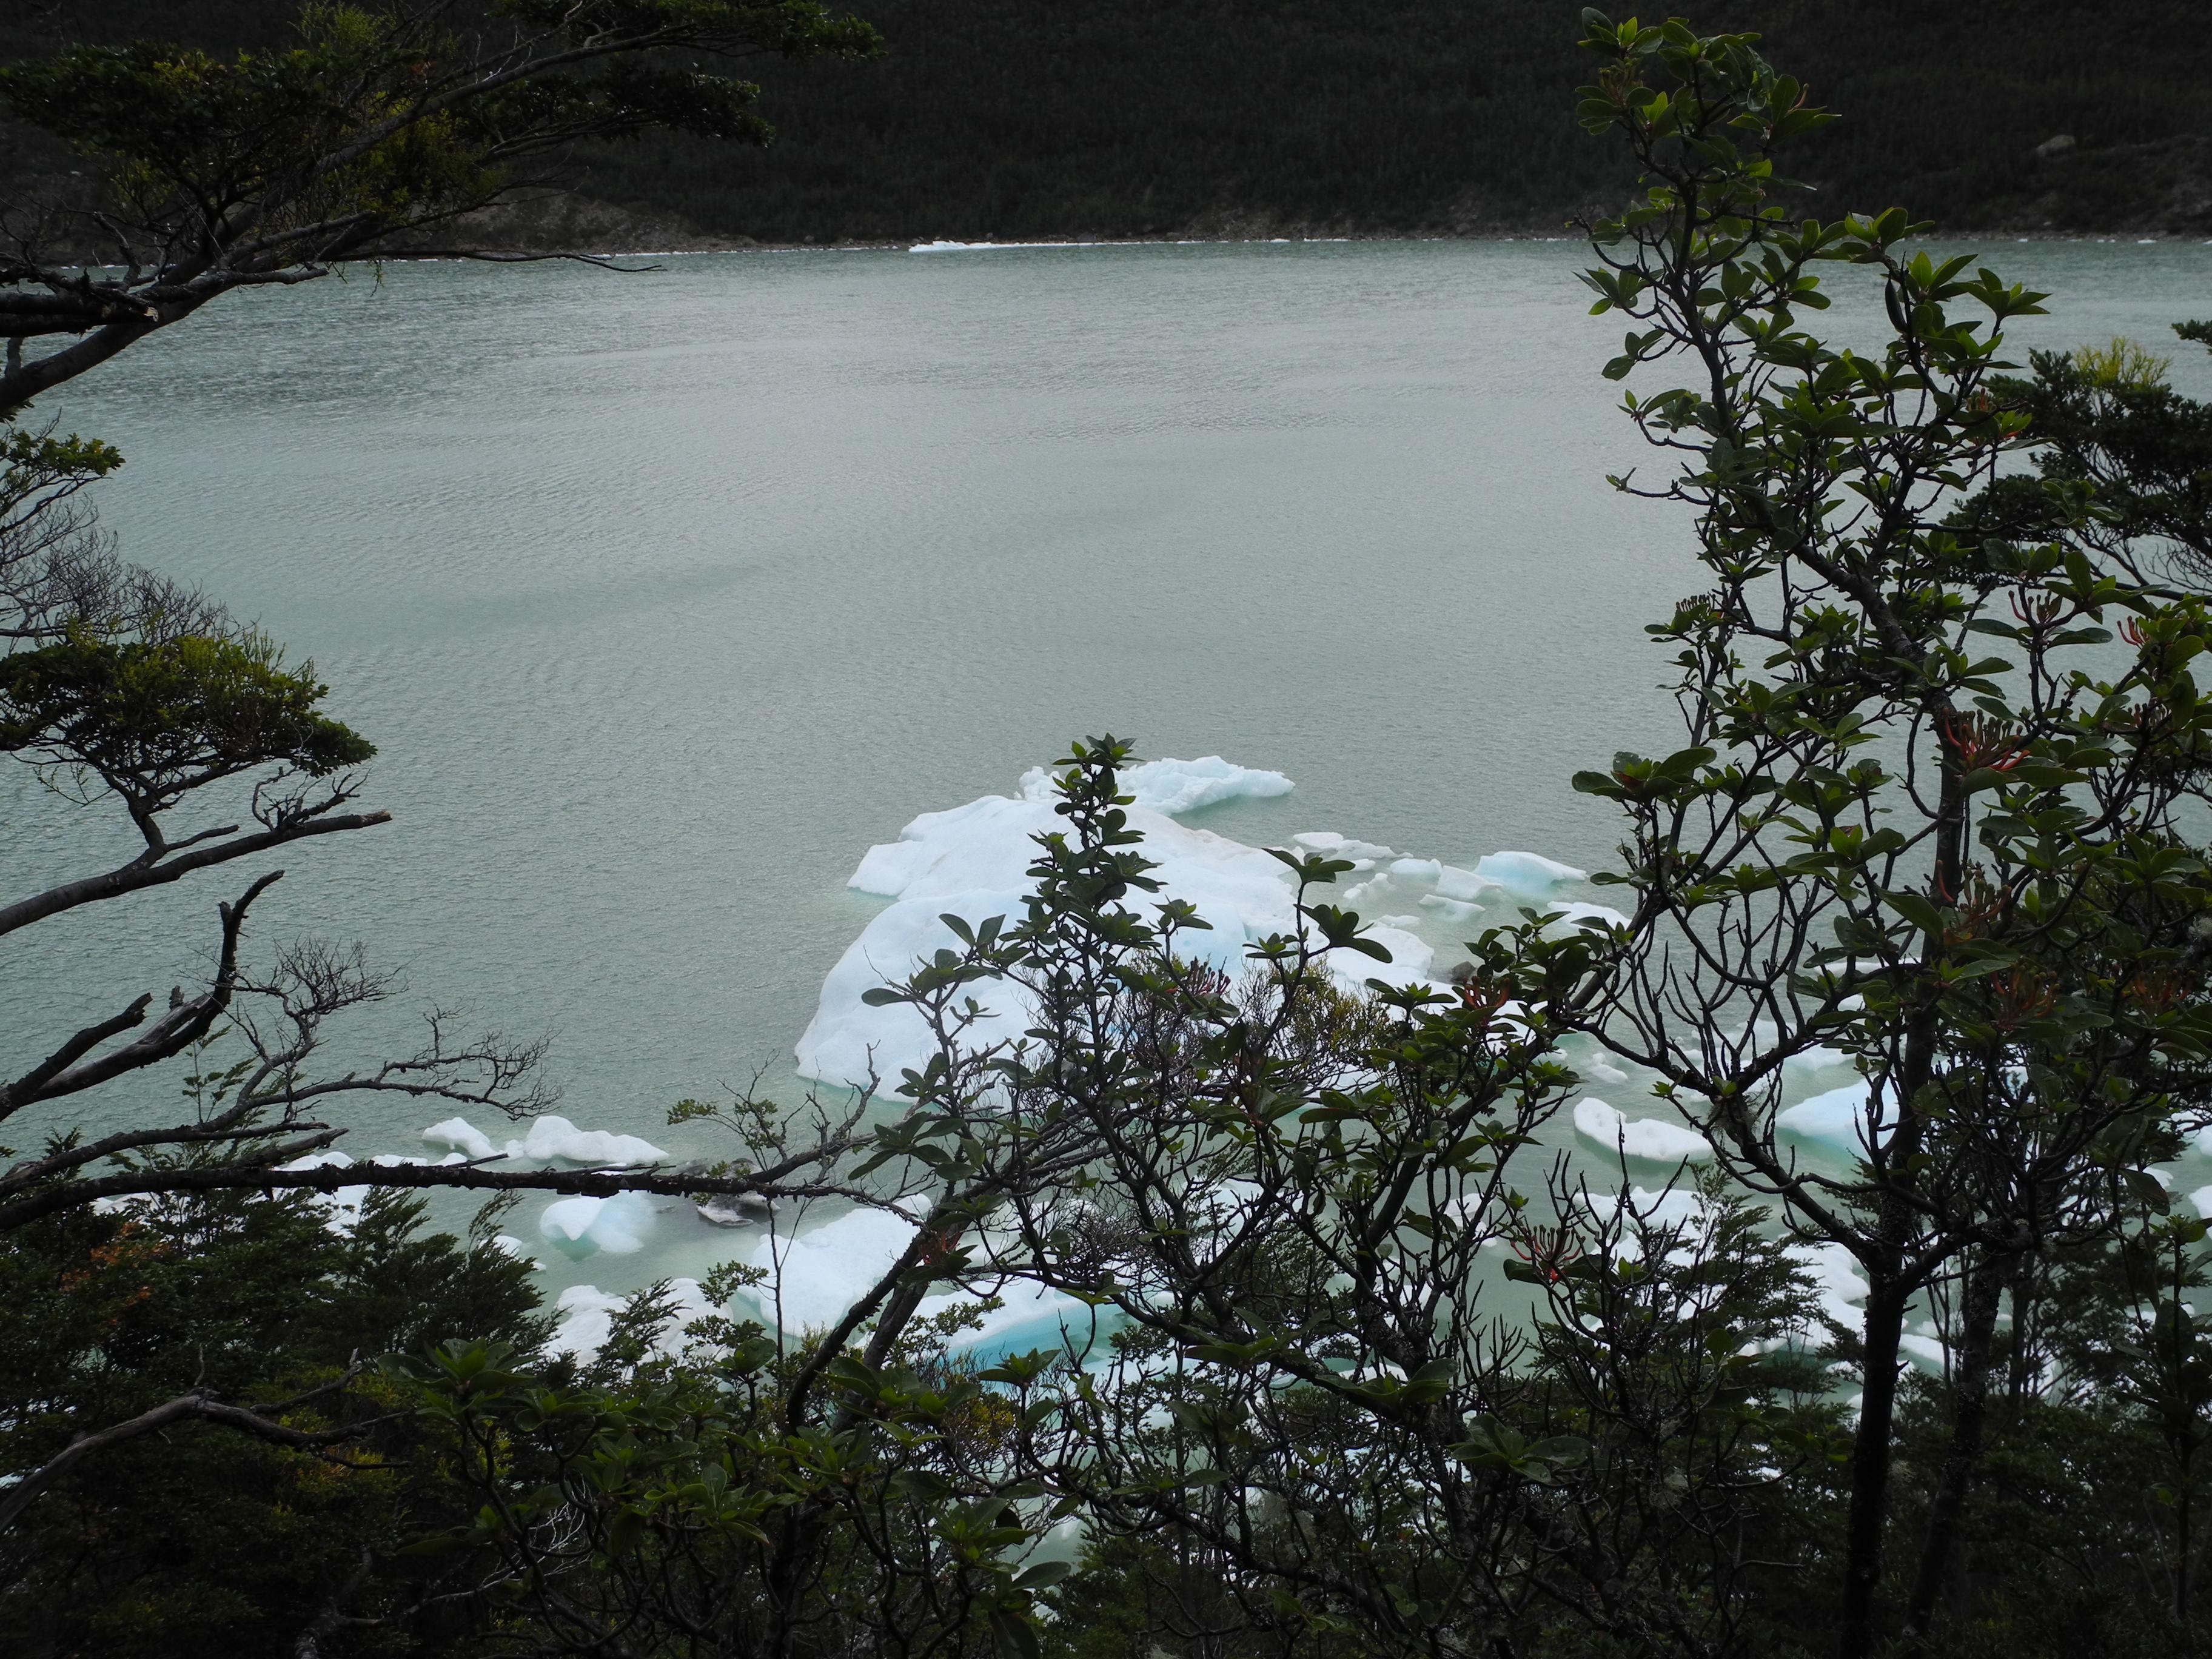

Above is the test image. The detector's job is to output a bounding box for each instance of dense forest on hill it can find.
[4,1,2210,244]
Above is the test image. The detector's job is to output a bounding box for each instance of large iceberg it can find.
[744,1202,1082,1354]
[798,759,1443,1088]
[1777,1082,1883,1151]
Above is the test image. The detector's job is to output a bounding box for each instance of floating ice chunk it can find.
[551,1278,719,1362]
[422,1116,500,1161]
[1576,1051,1631,1086]
[1899,1332,1947,1366]
[746,1205,920,1332]
[1359,925,1440,991]
[1434,864,1501,903]
[697,1193,774,1227]
[1778,1082,1881,1150]
[516,1115,668,1167]
[281,1151,355,1170]
[2193,1185,2212,1220]
[1389,857,1443,882]
[1583,1186,1712,1259]
[1783,1045,1850,1075]
[278,1150,368,1235]
[1419,894,1481,921]
[1293,831,1397,861]
[915,1279,1083,1352]
[1574,1098,1714,1164]
[1546,901,1629,931]
[744,1205,1082,1349]
[804,770,1319,1087]
[539,1191,657,1259]
[490,1234,537,1265]
[1788,1239,1870,1332]
[1475,850,1587,894]
[1017,756,1292,817]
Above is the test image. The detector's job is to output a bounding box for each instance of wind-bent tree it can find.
[0,0,881,411]
[1558,15,2212,1657]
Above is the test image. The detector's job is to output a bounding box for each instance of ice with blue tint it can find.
[538,1191,657,1259]
[741,1202,1083,1356]
[1475,850,1588,894]
[551,1278,719,1362]
[1777,1082,1881,1150]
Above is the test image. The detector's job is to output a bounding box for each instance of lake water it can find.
[16,236,2212,1316]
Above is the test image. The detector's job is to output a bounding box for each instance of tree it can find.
[846,739,1845,1658]
[0,1184,548,1656]
[1560,13,2212,1656]
[0,0,882,411]
[0,0,891,1549]
[0,0,899,1232]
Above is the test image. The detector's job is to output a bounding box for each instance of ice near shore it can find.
[796,756,1585,1088]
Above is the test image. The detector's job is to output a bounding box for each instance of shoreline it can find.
[396,226,2212,263]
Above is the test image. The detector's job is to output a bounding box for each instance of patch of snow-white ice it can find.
[1573,1098,1714,1164]
[800,760,1451,1088]
[1475,851,1587,894]
[1777,1082,1885,1151]
[551,1277,719,1362]
[421,1114,668,1168]
[742,1203,1081,1353]
[539,1191,658,1259]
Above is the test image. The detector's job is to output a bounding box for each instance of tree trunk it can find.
[1838,1282,1911,1659]
[2004,1251,2040,1415]
[1899,1250,2005,1649]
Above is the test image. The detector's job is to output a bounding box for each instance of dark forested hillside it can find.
[5,0,2209,244]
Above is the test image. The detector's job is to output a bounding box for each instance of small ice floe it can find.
[1582,1186,1713,1259]
[276,1150,368,1235]
[1787,1239,1870,1332]
[1546,900,1630,932]
[800,759,1449,1088]
[1899,1331,1948,1366]
[551,1278,719,1362]
[1573,1098,1714,1164]
[1474,850,1587,894]
[1777,1082,1880,1150]
[696,1192,774,1228]
[743,1204,1081,1351]
[1016,755,1294,816]
[1292,830,1397,862]
[539,1191,657,1259]
[422,1114,668,1168]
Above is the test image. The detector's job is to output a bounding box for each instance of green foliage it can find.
[0,626,373,808]
[1564,9,2212,1654]
[16,0,2212,244]
[0,1188,546,1658]
[0,0,881,215]
[395,1302,1061,1657]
